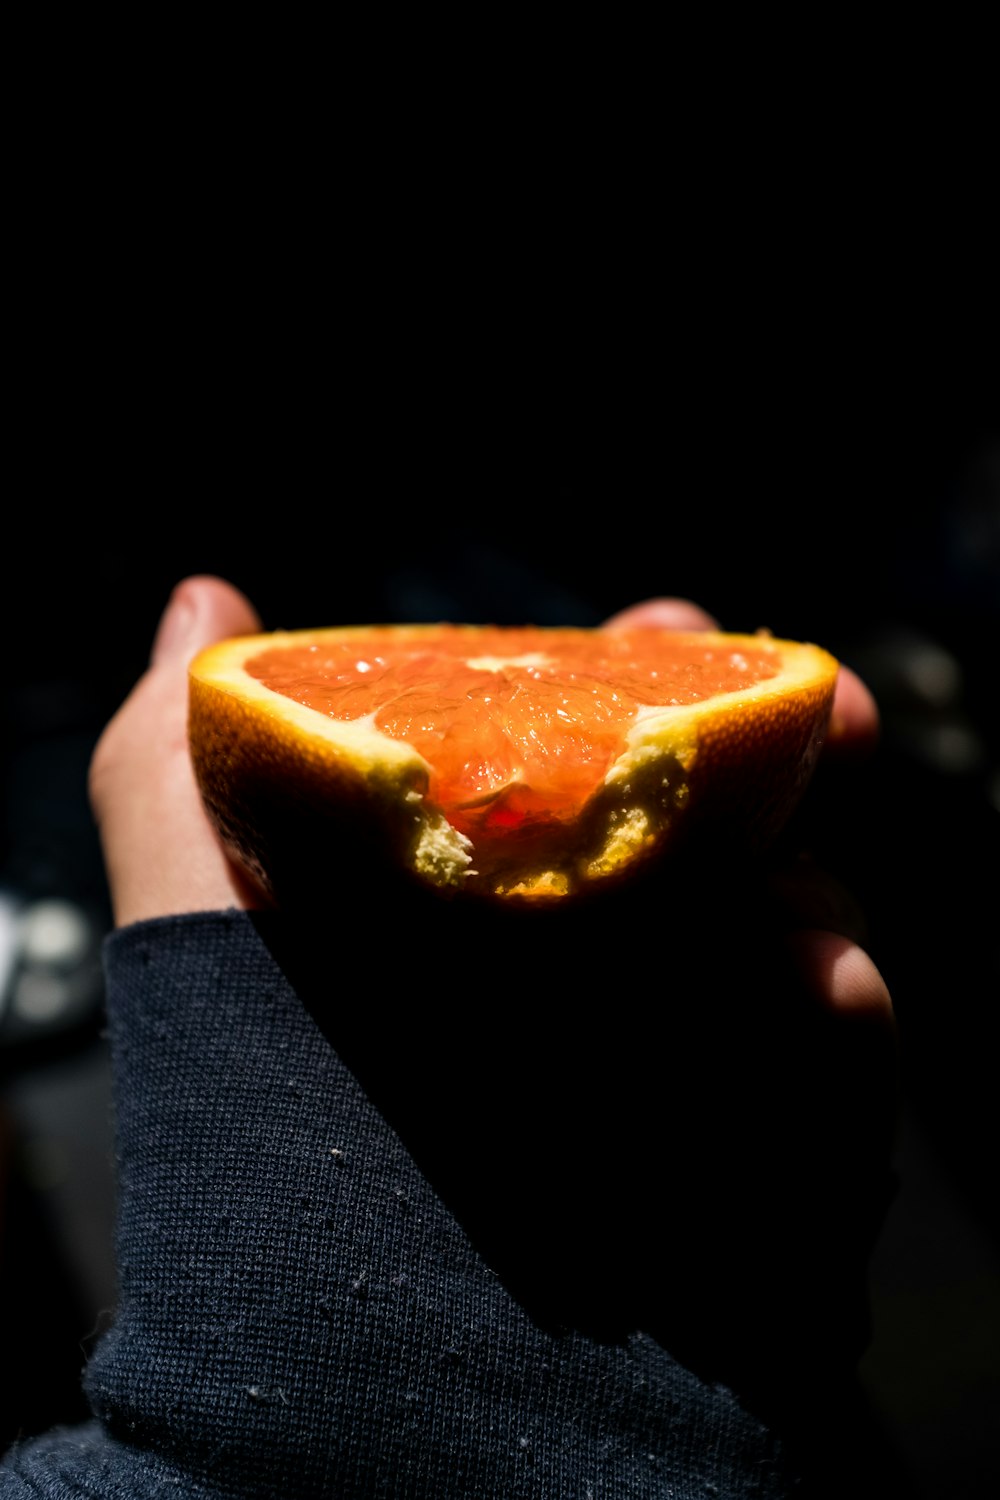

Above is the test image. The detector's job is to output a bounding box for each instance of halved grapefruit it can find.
[188,622,839,904]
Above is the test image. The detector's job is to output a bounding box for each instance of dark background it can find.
[2,117,998,1494]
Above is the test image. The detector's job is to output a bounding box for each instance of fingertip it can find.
[825,665,881,760]
[786,928,896,1032]
[151,575,262,666]
[828,940,894,1023]
[603,598,721,631]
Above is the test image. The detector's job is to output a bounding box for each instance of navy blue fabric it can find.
[1,910,823,1497]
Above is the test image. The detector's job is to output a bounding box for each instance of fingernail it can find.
[151,586,198,665]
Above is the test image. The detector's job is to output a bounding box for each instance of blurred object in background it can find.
[0,690,110,1061]
[1,674,115,1448]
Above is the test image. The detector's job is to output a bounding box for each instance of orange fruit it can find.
[188,622,839,905]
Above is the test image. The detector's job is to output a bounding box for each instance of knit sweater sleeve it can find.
[1,909,806,1499]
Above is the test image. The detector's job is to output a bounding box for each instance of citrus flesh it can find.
[188,623,839,903]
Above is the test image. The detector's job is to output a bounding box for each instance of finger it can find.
[89,575,267,928]
[783,928,899,1167]
[784,927,896,1033]
[602,597,721,631]
[825,663,881,761]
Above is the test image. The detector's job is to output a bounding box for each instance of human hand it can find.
[90,573,895,1108]
[88,576,897,1423]
[90,579,895,1202]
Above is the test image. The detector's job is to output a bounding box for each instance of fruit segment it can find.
[245,628,784,837]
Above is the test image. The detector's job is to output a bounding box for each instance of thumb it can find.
[90,575,266,928]
[148,573,261,669]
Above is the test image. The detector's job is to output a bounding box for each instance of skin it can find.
[89,575,266,928]
[89,577,894,1045]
